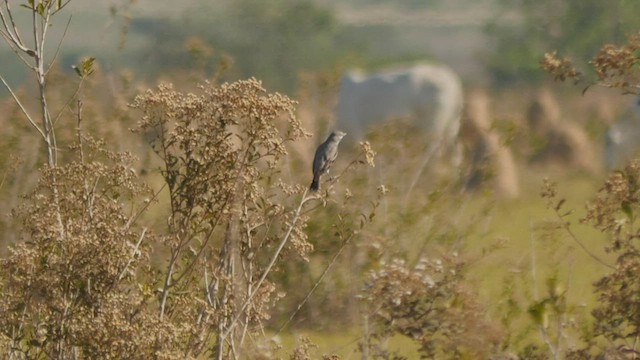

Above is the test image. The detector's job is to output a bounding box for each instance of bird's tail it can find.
[310,177,319,191]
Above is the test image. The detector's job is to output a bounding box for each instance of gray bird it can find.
[310,131,347,191]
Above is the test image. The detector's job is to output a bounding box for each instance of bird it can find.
[310,131,347,191]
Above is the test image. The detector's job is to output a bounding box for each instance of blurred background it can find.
[5,0,639,91]
[3,0,640,357]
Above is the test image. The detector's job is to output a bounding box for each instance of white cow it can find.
[605,96,640,171]
[335,63,464,198]
[336,63,463,155]
[336,63,463,199]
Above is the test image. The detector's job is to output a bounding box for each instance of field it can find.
[1,1,640,359]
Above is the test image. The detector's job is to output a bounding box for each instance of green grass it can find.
[275,164,613,356]
[275,329,421,359]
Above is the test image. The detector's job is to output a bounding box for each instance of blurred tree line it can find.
[108,0,457,93]
[125,0,367,93]
[125,0,640,91]
[5,0,639,99]
[486,0,640,86]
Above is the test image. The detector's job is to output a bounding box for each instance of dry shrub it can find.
[541,34,640,358]
[534,160,640,358]
[130,78,314,357]
[540,52,581,83]
[361,256,503,359]
[265,150,383,333]
[0,76,381,359]
[0,137,169,358]
[541,35,640,94]
[564,160,640,358]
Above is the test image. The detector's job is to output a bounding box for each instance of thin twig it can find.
[275,232,355,335]
[39,8,52,58]
[172,213,224,285]
[0,1,29,52]
[0,30,35,69]
[221,189,312,338]
[0,74,45,139]
[0,163,9,191]
[403,139,442,206]
[530,219,539,300]
[159,248,179,320]
[76,99,84,162]
[45,14,72,76]
[51,0,73,16]
[124,182,167,231]
[5,0,26,46]
[117,228,147,281]
[554,209,615,270]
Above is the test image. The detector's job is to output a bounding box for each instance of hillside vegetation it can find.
[2,1,640,359]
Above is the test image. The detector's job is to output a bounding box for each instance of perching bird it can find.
[310,131,347,191]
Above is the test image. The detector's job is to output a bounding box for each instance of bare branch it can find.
[0,29,36,69]
[118,228,147,281]
[50,115,58,166]
[222,189,313,339]
[52,0,73,16]
[31,5,39,62]
[124,183,167,231]
[0,74,45,139]
[4,0,26,45]
[40,8,53,55]
[172,217,221,284]
[275,232,355,335]
[0,1,30,52]
[52,76,86,126]
[75,98,84,161]
[558,215,615,270]
[159,249,179,319]
[45,14,72,76]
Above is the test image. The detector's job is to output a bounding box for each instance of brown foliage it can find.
[540,52,581,83]
[591,37,640,93]
[0,76,379,359]
[542,35,640,94]
[361,256,503,359]
[129,78,313,357]
[0,137,169,358]
[572,161,640,357]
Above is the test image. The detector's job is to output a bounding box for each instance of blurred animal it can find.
[605,96,640,171]
[335,63,463,199]
[336,63,463,155]
[525,88,597,174]
[310,131,346,191]
[462,89,519,198]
